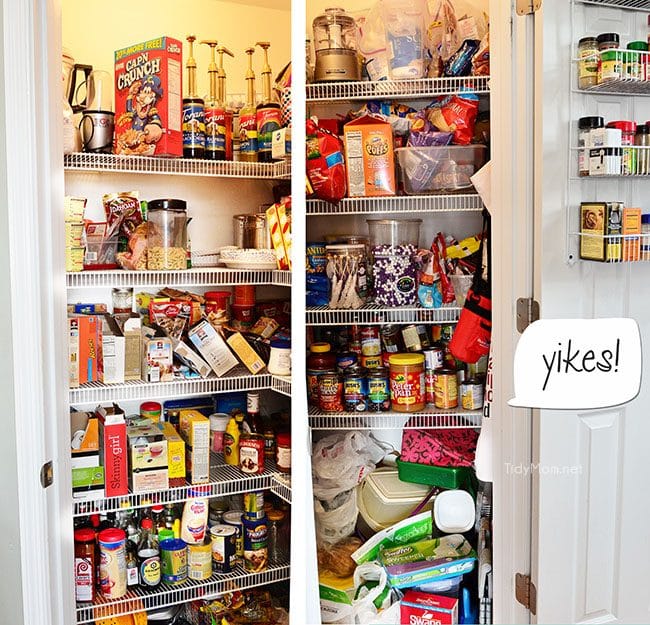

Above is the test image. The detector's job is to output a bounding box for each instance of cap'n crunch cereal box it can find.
[114,37,182,157]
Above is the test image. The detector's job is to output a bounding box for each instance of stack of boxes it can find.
[65,196,86,272]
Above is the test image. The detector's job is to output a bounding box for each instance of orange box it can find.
[623,207,642,262]
[69,315,101,387]
[343,115,396,197]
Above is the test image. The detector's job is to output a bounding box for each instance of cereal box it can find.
[114,37,182,157]
[343,115,396,197]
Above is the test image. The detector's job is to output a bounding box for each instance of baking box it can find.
[99,315,125,385]
[114,36,183,157]
[400,591,459,625]
[127,421,169,494]
[179,409,210,484]
[343,114,396,198]
[122,314,142,381]
[96,404,128,497]
[68,315,101,388]
[579,201,624,262]
[622,207,642,262]
[142,332,174,383]
[70,411,104,500]
[188,320,239,377]
[161,421,186,487]
[226,332,266,375]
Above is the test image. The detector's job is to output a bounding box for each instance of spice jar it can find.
[578,37,599,89]
[74,528,96,603]
[635,124,650,175]
[597,32,620,51]
[307,343,336,405]
[608,121,637,174]
[626,41,648,81]
[268,339,291,376]
[147,199,188,270]
[276,431,291,473]
[389,353,425,413]
[642,214,650,261]
[578,116,604,177]
[325,244,368,309]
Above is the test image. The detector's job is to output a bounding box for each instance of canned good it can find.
[344,367,368,412]
[423,347,444,371]
[240,434,265,474]
[243,515,268,573]
[434,369,459,409]
[318,372,344,412]
[380,325,403,353]
[415,325,430,348]
[160,538,188,585]
[98,528,127,599]
[210,525,237,573]
[336,351,358,372]
[188,541,213,580]
[222,510,244,564]
[460,378,485,410]
[360,326,381,356]
[243,491,265,520]
[402,325,423,352]
[425,368,437,405]
[360,354,382,369]
[367,368,390,412]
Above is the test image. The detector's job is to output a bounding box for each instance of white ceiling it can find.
[222,0,290,10]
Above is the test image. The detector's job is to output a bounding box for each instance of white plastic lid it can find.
[433,489,475,534]
[365,468,431,503]
[209,413,231,431]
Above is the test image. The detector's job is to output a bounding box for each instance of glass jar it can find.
[306,342,336,405]
[74,528,96,603]
[597,32,620,51]
[578,37,599,89]
[389,353,425,413]
[635,124,650,175]
[578,116,604,177]
[147,199,188,270]
[325,244,368,309]
[598,49,622,84]
[276,431,291,473]
[267,509,287,564]
[608,121,637,174]
[112,287,133,314]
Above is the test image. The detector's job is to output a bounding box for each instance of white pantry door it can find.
[536,0,650,622]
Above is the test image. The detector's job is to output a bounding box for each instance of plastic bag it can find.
[382,0,428,80]
[315,488,359,545]
[355,4,390,81]
[352,562,396,624]
[306,118,347,204]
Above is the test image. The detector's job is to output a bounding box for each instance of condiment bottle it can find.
[255,42,282,163]
[180,488,210,545]
[202,40,234,161]
[137,518,161,589]
[239,47,259,162]
[578,37,599,89]
[183,35,205,159]
[306,342,337,405]
[223,416,241,465]
[74,528,97,602]
[246,391,263,434]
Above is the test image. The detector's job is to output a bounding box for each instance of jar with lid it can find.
[389,353,425,413]
[597,33,620,51]
[267,509,287,564]
[608,121,637,174]
[306,342,336,404]
[276,431,291,473]
[112,287,133,314]
[74,528,97,603]
[325,244,368,309]
[635,124,650,175]
[626,41,648,81]
[146,199,188,270]
[268,339,291,376]
[578,37,599,89]
[578,116,604,177]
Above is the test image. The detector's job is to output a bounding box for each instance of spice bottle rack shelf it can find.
[66,268,291,289]
[570,231,650,262]
[73,458,291,517]
[576,0,650,10]
[306,76,490,102]
[308,405,482,430]
[306,304,461,326]
[75,553,291,624]
[306,194,485,216]
[64,152,291,180]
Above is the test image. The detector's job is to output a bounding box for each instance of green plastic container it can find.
[396,456,476,494]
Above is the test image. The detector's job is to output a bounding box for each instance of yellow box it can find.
[65,223,84,247]
[179,410,210,484]
[623,207,642,262]
[162,422,186,487]
[66,246,85,272]
[64,196,86,222]
[226,332,266,375]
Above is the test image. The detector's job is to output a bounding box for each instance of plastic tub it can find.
[396,456,475,492]
[367,219,422,247]
[396,146,487,195]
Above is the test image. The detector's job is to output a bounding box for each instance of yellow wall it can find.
[62,0,291,106]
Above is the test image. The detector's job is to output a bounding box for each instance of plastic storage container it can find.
[325,244,368,309]
[367,219,422,247]
[396,146,487,195]
[147,199,188,270]
[396,456,475,492]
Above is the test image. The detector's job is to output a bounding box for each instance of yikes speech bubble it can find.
[508,318,642,410]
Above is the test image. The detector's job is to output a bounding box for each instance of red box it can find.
[69,315,101,387]
[400,591,458,625]
[96,404,128,497]
[114,36,182,157]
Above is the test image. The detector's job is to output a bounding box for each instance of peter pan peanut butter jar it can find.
[389,353,425,412]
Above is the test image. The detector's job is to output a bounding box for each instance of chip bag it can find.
[306,118,347,204]
[427,93,479,145]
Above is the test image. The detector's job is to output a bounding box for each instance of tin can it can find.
[222,510,244,564]
[423,347,444,371]
[98,528,127,599]
[243,491,265,520]
[460,378,485,410]
[415,325,431,349]
[434,368,459,409]
[425,368,437,404]
[188,541,213,580]
[360,326,381,356]
[159,538,188,585]
[402,325,423,352]
[243,515,268,573]
[344,367,368,412]
[367,367,390,412]
[380,325,403,353]
[336,351,358,372]
[360,354,382,369]
[210,525,237,573]
[318,371,344,412]
[239,434,265,474]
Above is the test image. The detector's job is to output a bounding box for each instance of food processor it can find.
[312,7,360,82]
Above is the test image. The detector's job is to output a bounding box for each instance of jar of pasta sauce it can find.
[389,353,425,412]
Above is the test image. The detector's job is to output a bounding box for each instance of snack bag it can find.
[427,93,479,145]
[306,119,347,204]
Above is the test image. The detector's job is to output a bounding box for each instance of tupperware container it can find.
[396,145,487,195]
[367,219,422,247]
[396,456,476,494]
[147,199,188,270]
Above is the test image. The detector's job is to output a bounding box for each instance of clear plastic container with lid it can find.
[325,244,368,309]
[389,353,425,412]
[366,219,422,247]
[147,199,188,270]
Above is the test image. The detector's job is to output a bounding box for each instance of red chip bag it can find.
[306,119,347,204]
[432,233,456,304]
[427,94,479,146]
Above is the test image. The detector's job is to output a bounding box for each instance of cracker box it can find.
[343,115,396,197]
[400,591,459,625]
[69,315,101,388]
[179,409,210,484]
[100,315,125,385]
[114,37,182,157]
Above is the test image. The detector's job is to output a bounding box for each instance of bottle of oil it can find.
[239,47,258,162]
[202,41,233,161]
[182,35,205,159]
[255,42,282,163]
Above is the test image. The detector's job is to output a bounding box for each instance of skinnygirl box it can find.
[114,37,182,156]
[400,591,459,624]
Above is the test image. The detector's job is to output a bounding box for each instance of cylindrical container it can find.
[360,354,382,369]
[222,510,244,564]
[112,287,133,314]
[343,366,368,412]
[209,413,231,453]
[79,110,115,153]
[205,290,231,325]
[182,97,206,158]
[366,219,422,247]
[371,244,419,307]
[402,325,423,352]
[635,124,650,175]
[367,368,390,412]
[434,368,459,409]
[642,214,650,261]
[233,284,256,306]
[389,353,425,413]
[264,426,276,460]
[160,538,187,585]
[233,213,272,249]
[360,326,381,356]
[460,378,485,410]
[267,509,286,565]
[380,325,403,353]
[578,116,604,177]
[98,528,127,599]
[147,199,188,270]
[598,49,622,84]
[336,351,358,372]
[74,528,96,603]
[188,541,213,581]
[239,434,265,474]
[626,41,648,81]
[208,498,229,527]
[578,36,599,89]
[325,244,368,309]
[210,525,237,573]
[243,515,268,572]
[608,121,637,174]
[276,432,291,473]
[268,339,291,375]
[597,32,620,51]
[231,303,256,331]
[243,491,265,519]
[423,347,445,371]
[140,401,162,424]
[307,343,336,405]
[318,371,344,412]
[415,325,431,349]
[425,368,437,404]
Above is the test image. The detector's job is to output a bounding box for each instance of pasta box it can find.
[114,36,183,157]
[400,591,459,624]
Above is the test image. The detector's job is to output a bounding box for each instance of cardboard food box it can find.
[114,36,183,157]
[343,115,396,197]
[226,332,266,375]
[188,320,239,377]
[127,422,169,494]
[174,340,212,378]
[64,196,87,222]
[71,411,104,500]
[142,334,174,383]
[122,314,142,381]
[400,591,459,625]
[580,201,624,262]
[178,409,210,484]
[622,207,642,262]
[100,315,125,385]
[162,421,186,487]
[319,572,355,625]
[96,404,128,497]
[69,315,101,388]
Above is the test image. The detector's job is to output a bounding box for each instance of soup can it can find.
[360,354,382,369]
[344,367,368,412]
[460,378,485,410]
[160,538,188,585]
[222,510,244,564]
[434,369,459,409]
[98,528,127,599]
[188,541,213,580]
[360,326,381,356]
[210,525,237,573]
[243,515,268,573]
[243,491,265,520]
[423,347,444,371]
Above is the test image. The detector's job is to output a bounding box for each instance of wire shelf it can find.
[271,270,292,287]
[571,231,650,262]
[64,153,291,180]
[69,368,273,406]
[308,405,482,430]
[306,194,485,215]
[73,458,290,517]
[75,554,291,624]
[270,473,292,504]
[306,76,490,102]
[305,304,461,326]
[270,375,291,397]
[576,0,650,9]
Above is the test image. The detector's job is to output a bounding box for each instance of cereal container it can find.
[147,199,188,270]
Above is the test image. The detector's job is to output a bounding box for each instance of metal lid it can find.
[148,198,187,212]
[597,33,620,46]
[326,244,366,251]
[210,524,237,536]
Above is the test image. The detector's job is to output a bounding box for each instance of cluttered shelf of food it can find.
[576,0,650,11]
[76,555,290,624]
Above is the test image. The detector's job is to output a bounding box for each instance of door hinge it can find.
[515,573,537,614]
[516,0,542,15]
[40,461,53,489]
[516,297,540,333]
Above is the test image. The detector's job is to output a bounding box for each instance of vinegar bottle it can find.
[182,35,205,159]
[239,48,259,162]
[256,42,282,163]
